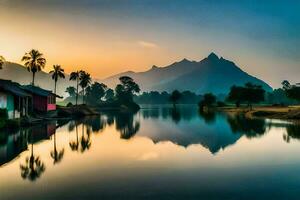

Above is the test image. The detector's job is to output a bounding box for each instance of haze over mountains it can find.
[0,53,272,97]
[0,62,76,97]
[103,53,272,94]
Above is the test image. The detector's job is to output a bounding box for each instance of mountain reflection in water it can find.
[0,105,300,199]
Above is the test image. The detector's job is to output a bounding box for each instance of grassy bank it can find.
[218,105,300,120]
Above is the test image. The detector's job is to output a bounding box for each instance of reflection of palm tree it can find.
[69,124,79,151]
[20,143,45,181]
[80,124,91,153]
[50,133,64,164]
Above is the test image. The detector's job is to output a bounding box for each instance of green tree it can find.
[65,86,76,98]
[105,88,114,101]
[0,55,5,69]
[79,71,92,104]
[21,49,46,86]
[169,90,181,107]
[49,65,65,95]
[115,76,140,102]
[85,82,107,105]
[69,71,80,105]
[227,83,265,109]
[199,93,216,109]
[282,80,300,102]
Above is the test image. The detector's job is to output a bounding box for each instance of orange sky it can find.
[0,1,299,87]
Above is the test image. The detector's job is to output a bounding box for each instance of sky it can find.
[0,0,299,88]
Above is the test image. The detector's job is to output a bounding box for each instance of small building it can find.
[22,85,61,112]
[0,79,31,119]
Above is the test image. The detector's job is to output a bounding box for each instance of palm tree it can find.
[70,71,80,105]
[79,71,92,104]
[0,55,5,69]
[50,133,65,164]
[49,65,65,95]
[21,49,46,86]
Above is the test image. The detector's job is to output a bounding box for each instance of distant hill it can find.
[0,62,75,97]
[103,53,272,94]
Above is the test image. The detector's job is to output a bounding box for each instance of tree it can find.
[169,90,181,107]
[199,93,216,109]
[69,71,80,105]
[282,80,300,102]
[0,55,5,69]
[65,86,76,98]
[79,71,92,104]
[21,49,46,86]
[227,83,265,109]
[85,82,107,105]
[49,65,65,95]
[105,88,114,101]
[115,76,140,102]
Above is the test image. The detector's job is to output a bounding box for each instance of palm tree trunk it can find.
[54,80,57,95]
[32,72,36,86]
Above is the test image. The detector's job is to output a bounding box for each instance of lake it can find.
[1,105,300,200]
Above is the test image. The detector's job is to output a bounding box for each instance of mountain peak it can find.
[207,52,219,61]
[151,65,159,70]
[180,58,190,62]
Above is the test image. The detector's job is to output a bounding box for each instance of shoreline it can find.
[217,106,300,120]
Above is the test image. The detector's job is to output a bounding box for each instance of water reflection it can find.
[20,133,46,181]
[50,133,64,164]
[0,106,299,183]
[283,123,300,143]
[227,114,267,138]
[198,109,216,124]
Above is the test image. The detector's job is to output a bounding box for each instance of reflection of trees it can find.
[50,133,64,164]
[84,117,106,133]
[227,114,266,138]
[283,123,300,143]
[80,124,91,153]
[69,124,79,152]
[171,108,181,124]
[115,112,140,139]
[20,135,45,181]
[198,109,216,124]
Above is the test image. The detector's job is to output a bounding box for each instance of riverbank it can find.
[218,106,300,120]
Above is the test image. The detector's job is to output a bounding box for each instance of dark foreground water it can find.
[1,105,300,200]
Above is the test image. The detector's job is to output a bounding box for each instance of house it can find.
[0,79,31,119]
[22,85,61,112]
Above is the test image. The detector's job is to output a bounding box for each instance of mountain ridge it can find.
[102,52,272,94]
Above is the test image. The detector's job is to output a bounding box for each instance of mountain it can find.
[103,53,272,94]
[0,62,76,97]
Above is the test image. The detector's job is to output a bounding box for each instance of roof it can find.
[0,79,31,97]
[22,85,62,98]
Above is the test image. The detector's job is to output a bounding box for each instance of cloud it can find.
[138,40,158,48]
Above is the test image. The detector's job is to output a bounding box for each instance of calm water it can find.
[1,105,300,200]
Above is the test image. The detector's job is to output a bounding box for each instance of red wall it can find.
[32,94,56,112]
[32,95,47,112]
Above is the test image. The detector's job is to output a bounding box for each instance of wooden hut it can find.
[0,79,31,119]
[22,85,61,112]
